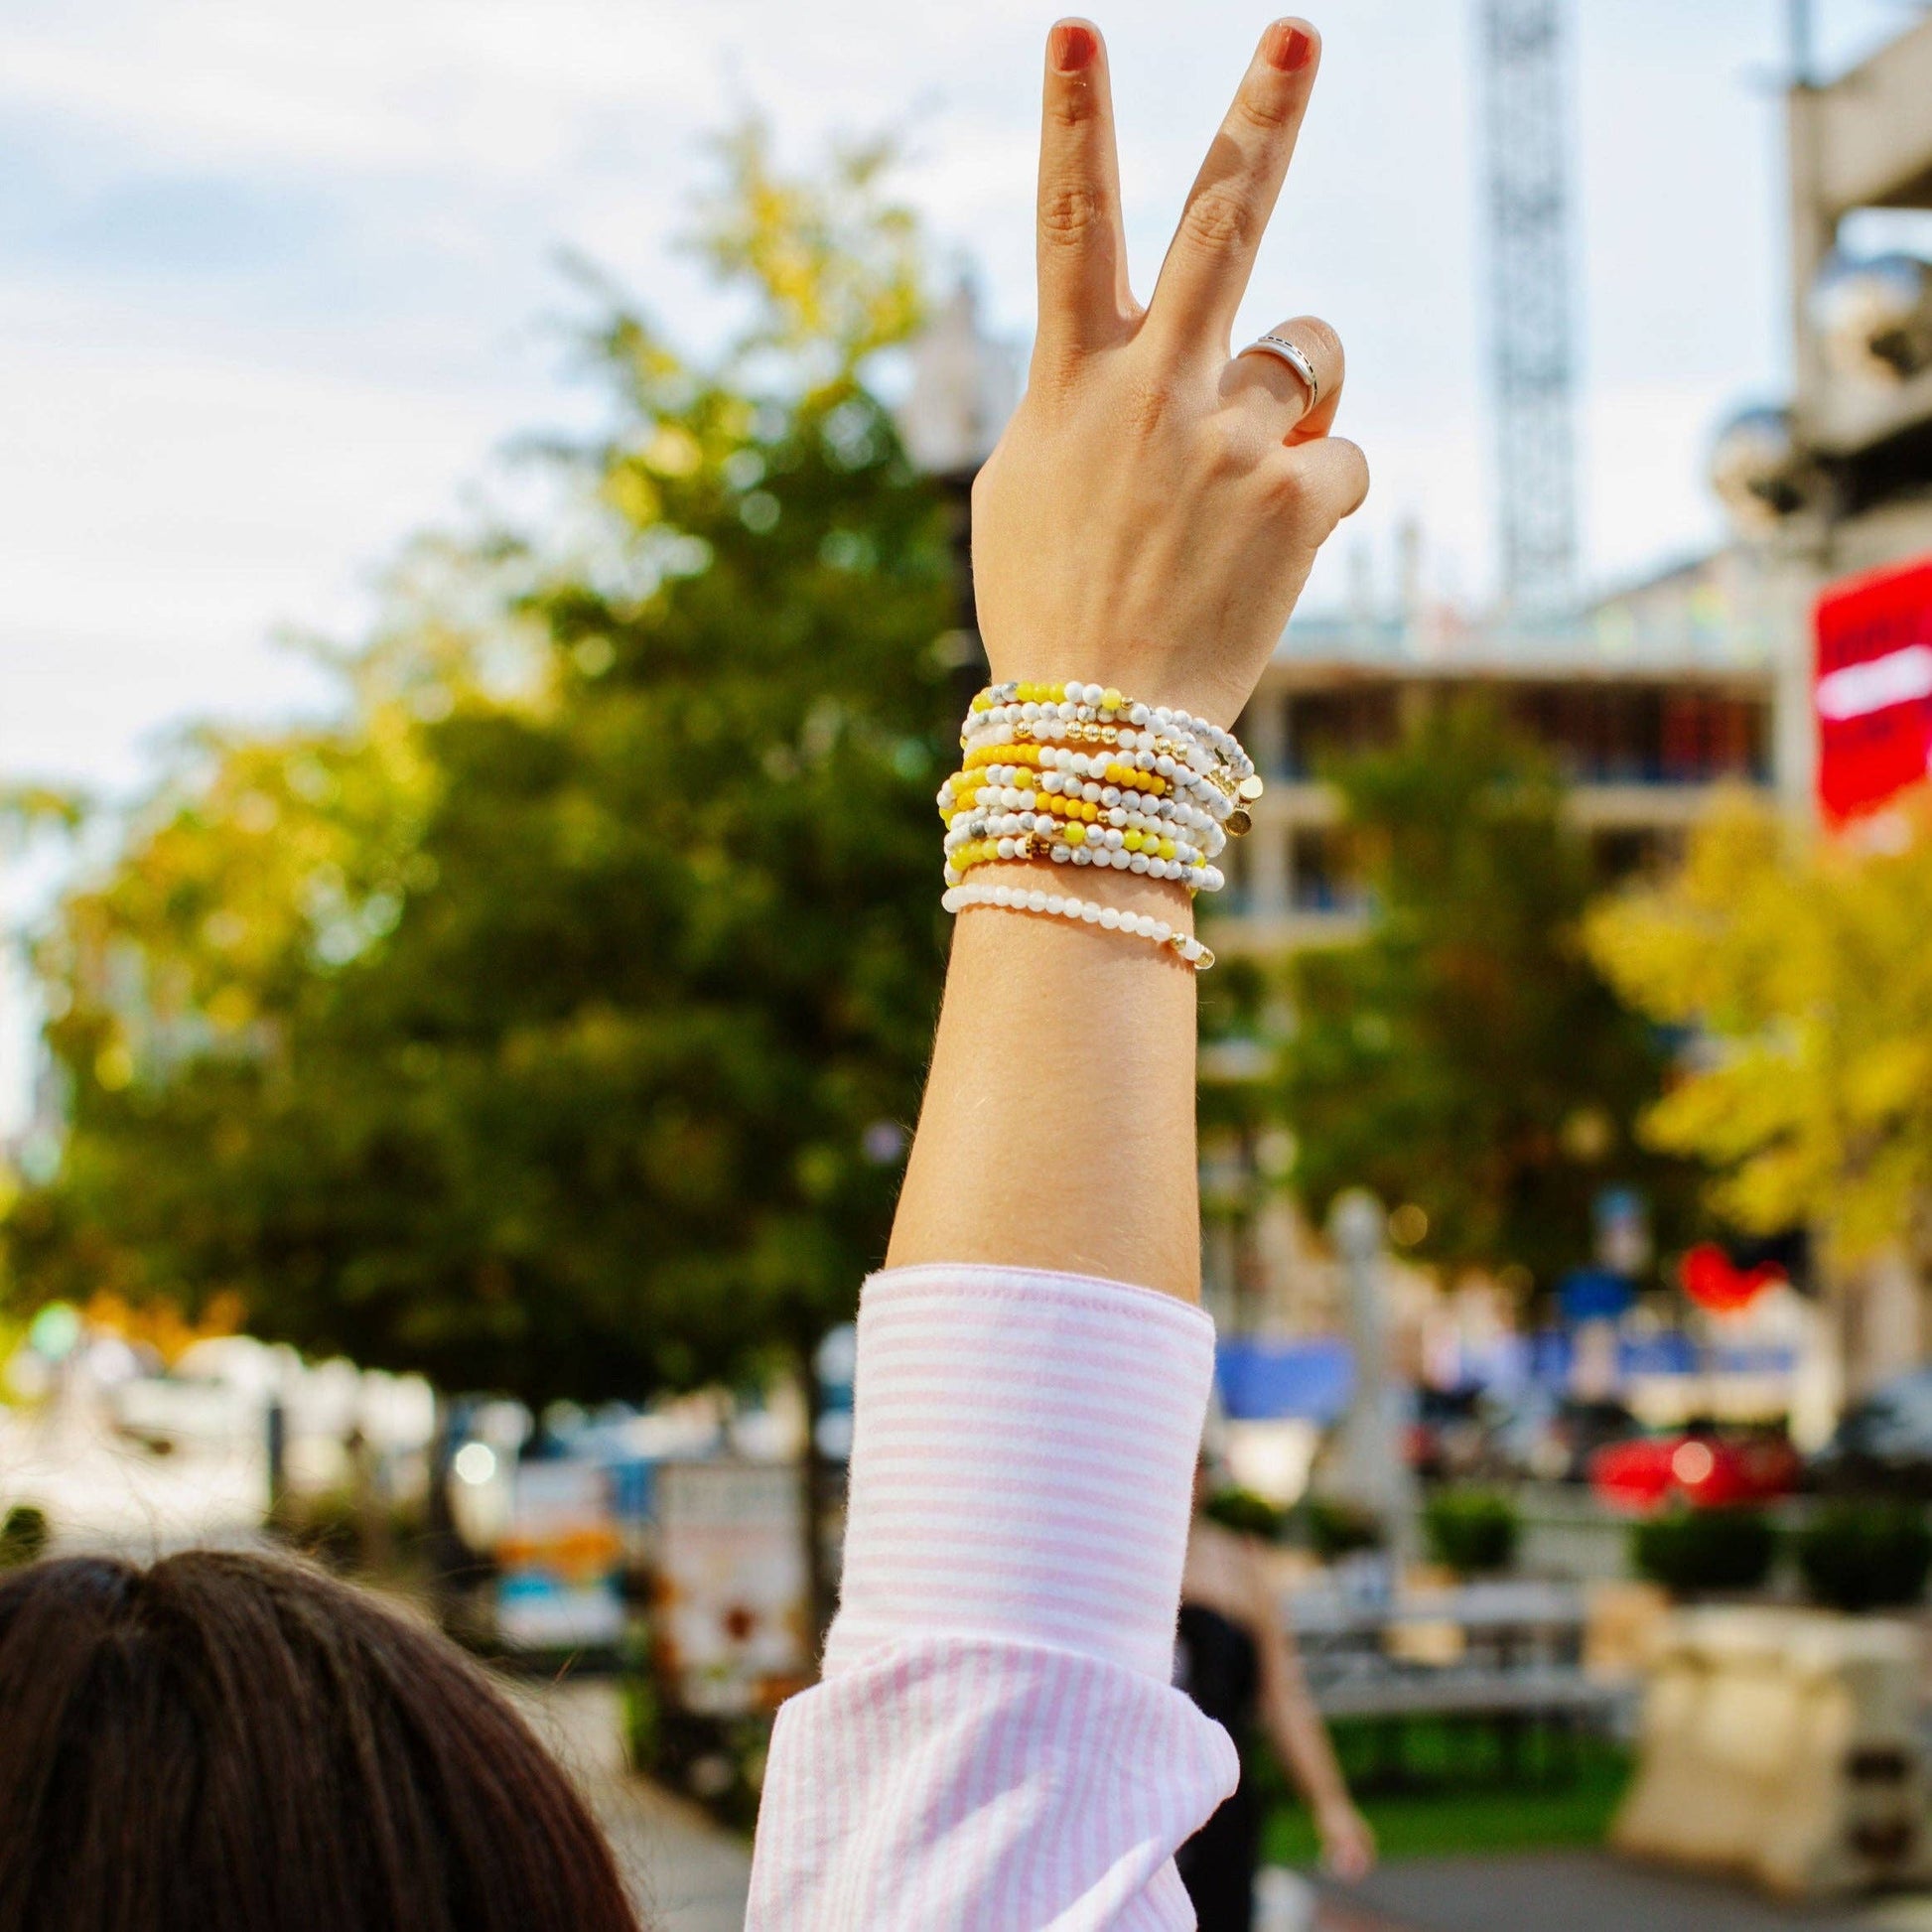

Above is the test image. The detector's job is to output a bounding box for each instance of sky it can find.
[0,0,1921,1122]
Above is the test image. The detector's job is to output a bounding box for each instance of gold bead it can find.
[1226,807,1253,837]
[1238,775,1265,802]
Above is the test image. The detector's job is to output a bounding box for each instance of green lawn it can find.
[1259,1718,1631,1865]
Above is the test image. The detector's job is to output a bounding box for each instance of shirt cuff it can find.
[822,1262,1216,1686]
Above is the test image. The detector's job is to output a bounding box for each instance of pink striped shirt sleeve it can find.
[747,1263,1238,1929]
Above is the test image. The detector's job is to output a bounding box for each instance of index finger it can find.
[1147,20,1320,354]
[1034,19,1134,372]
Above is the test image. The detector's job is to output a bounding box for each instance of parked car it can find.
[1810,1367,1932,1498]
[1590,1425,1802,1513]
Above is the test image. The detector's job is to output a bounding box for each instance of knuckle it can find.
[1298,317,1344,362]
[1230,86,1294,137]
[1294,315,1345,374]
[1178,187,1254,256]
[1125,376,1181,440]
[1026,345,1092,415]
[1261,459,1312,513]
[1342,445,1372,513]
[1204,412,1255,476]
[1026,343,1083,401]
[1045,85,1098,134]
[1038,181,1107,249]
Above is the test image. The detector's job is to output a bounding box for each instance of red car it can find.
[1590,1429,1802,1513]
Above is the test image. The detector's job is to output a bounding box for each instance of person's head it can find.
[0,1549,642,1932]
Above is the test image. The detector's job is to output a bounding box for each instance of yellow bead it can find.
[1101,688,1123,711]
[1160,839,1175,860]
[1065,823,1086,847]
[1124,831,1144,852]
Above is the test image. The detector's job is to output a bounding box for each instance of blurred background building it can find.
[1184,4,1932,1348]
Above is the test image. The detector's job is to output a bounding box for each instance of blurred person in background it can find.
[1179,1461,1376,1927]
[0,13,1363,1928]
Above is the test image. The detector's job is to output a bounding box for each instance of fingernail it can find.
[1264,21,1315,70]
[1051,21,1097,72]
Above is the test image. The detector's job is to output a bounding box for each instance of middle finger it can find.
[1146,19,1320,355]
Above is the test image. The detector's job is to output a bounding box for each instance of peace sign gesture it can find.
[971,18,1366,730]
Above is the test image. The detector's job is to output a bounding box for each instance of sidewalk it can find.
[1320,1853,1932,1932]
[507,1678,753,1932]
[494,1686,1932,1932]
[593,1777,755,1932]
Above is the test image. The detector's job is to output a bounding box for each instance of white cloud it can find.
[0,1,1891,797]
[8,0,1918,1131]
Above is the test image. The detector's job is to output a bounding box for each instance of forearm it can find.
[1269,1681,1352,1815]
[886,862,1201,1299]
[751,18,1369,1921]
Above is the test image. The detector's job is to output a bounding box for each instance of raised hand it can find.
[971,17,1366,729]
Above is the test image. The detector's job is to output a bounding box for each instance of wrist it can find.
[948,860,1204,970]
[977,648,1257,735]
[961,857,1194,926]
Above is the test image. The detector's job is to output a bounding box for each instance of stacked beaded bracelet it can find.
[960,680,1263,821]
[942,755,1227,867]
[954,744,1231,845]
[935,681,1262,970]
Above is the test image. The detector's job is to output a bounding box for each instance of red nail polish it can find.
[1265,22,1314,70]
[1052,22,1097,72]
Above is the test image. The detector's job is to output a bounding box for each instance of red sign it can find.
[1680,1243,1784,1313]
[1815,556,1932,824]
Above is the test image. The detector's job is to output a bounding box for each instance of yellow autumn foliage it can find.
[1585,789,1932,1262]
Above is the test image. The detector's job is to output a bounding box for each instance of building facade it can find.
[1213,579,1782,957]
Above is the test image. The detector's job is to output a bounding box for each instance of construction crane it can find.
[1476,0,1580,618]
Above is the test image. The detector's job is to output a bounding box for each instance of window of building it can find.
[1290,827,1366,913]
[1282,687,1399,779]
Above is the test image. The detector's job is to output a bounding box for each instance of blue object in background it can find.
[1216,1323,1798,1422]
[606,1456,656,1525]
[1620,1330,1700,1377]
[1216,1336,1355,1423]
[1558,1267,1636,1324]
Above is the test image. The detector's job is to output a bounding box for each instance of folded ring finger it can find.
[1222,314,1345,443]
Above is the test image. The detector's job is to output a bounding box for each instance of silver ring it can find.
[1239,333,1318,414]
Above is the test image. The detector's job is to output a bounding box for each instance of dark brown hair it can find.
[0,1551,643,1932]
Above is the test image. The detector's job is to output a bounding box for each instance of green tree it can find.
[1276,700,1693,1293]
[4,125,958,1403]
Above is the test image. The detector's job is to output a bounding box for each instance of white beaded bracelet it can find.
[968,682,1259,788]
[957,728,1244,824]
[941,881,1215,970]
[943,761,1229,854]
